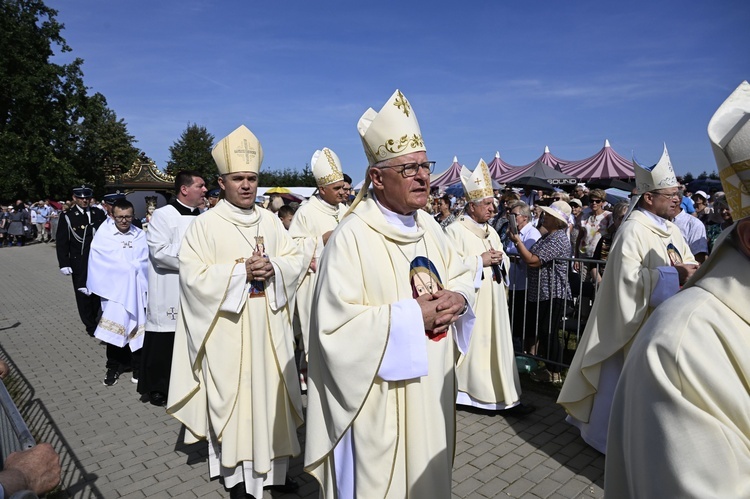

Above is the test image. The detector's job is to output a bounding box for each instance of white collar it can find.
[636,207,668,229]
[374,195,418,233]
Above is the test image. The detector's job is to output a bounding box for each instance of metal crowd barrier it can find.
[507,254,606,370]
[0,378,36,465]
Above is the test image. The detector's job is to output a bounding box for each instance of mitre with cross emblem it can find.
[211,124,264,175]
[357,89,426,166]
[460,159,494,201]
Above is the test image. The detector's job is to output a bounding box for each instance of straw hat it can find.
[539,201,572,225]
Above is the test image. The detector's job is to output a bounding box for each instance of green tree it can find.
[0,0,138,201]
[682,172,694,184]
[259,164,317,187]
[166,123,216,185]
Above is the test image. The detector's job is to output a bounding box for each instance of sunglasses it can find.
[590,199,603,204]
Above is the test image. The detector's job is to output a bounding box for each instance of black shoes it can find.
[228,483,255,499]
[103,368,119,386]
[268,476,300,493]
[504,403,536,417]
[149,392,167,407]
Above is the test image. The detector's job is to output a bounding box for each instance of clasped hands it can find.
[481,249,504,268]
[416,290,466,334]
[245,247,274,282]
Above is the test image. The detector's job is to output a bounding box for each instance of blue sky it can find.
[48,0,749,183]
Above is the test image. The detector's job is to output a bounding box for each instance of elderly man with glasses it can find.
[305,90,476,499]
[503,200,541,351]
[559,145,699,454]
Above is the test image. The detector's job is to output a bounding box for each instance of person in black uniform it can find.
[56,186,108,335]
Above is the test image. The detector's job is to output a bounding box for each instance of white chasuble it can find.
[445,218,521,409]
[287,195,346,355]
[558,209,696,453]
[87,224,148,349]
[605,230,750,497]
[167,200,305,475]
[304,194,476,499]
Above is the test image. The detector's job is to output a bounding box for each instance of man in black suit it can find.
[56,186,108,335]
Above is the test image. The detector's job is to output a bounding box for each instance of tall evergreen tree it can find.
[0,0,138,201]
[166,123,216,185]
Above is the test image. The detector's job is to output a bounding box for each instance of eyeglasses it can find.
[590,199,603,204]
[114,216,133,221]
[377,161,436,178]
[649,191,680,200]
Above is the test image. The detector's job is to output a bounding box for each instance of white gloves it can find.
[59,267,73,276]
[76,287,92,296]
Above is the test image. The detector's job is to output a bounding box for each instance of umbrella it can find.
[506,160,577,190]
[265,186,292,194]
[445,184,464,197]
[586,178,635,192]
[508,175,559,191]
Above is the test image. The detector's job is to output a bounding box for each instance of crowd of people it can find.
[3,82,748,498]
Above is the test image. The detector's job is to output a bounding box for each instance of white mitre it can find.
[211,125,264,175]
[460,159,494,201]
[311,147,344,187]
[357,89,426,166]
[708,80,750,219]
[633,143,678,194]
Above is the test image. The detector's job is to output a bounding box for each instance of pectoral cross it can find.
[166,307,177,320]
[121,241,132,249]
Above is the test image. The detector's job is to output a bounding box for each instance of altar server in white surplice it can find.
[87,199,149,387]
[288,147,347,357]
[445,159,529,415]
[167,125,304,499]
[558,144,699,454]
[304,89,477,499]
[137,171,204,408]
[605,80,750,498]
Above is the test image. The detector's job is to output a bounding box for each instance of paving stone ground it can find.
[0,242,604,498]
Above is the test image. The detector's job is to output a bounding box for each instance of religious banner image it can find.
[409,256,446,341]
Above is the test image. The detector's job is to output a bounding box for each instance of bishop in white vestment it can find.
[605,80,750,497]
[304,89,476,499]
[288,147,347,356]
[558,145,698,454]
[445,160,522,411]
[167,126,304,498]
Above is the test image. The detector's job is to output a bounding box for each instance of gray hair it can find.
[507,200,531,218]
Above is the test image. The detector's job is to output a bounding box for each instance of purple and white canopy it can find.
[486,151,516,180]
[430,156,463,187]
[563,140,634,180]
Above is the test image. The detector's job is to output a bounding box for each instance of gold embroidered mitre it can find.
[357,89,426,166]
[311,147,344,187]
[708,80,750,219]
[212,125,264,175]
[633,143,678,194]
[460,159,494,201]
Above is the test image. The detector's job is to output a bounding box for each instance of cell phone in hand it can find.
[508,213,518,235]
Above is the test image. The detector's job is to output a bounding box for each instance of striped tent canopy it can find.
[430,156,463,187]
[486,151,516,181]
[496,146,569,182]
[562,140,634,180]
